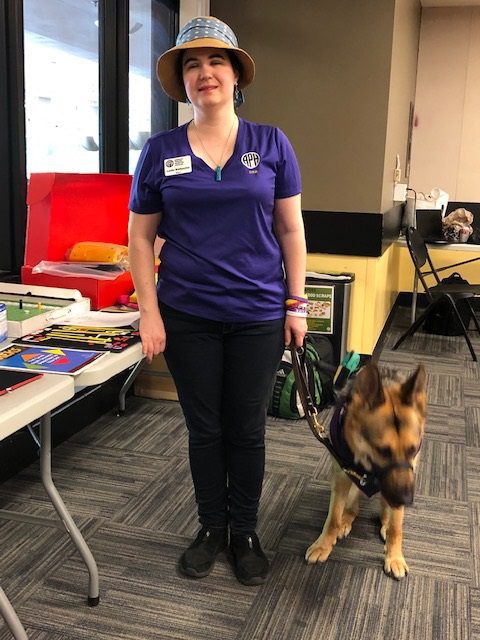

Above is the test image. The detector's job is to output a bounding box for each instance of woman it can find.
[128,16,307,586]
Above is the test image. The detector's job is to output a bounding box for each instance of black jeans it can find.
[160,303,284,533]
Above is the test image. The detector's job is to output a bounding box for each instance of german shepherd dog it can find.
[305,362,427,579]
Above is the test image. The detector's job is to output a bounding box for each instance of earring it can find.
[185,96,191,106]
[234,84,244,108]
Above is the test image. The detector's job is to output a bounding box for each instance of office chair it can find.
[393,226,480,361]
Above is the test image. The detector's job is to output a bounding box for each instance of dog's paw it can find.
[305,539,333,564]
[384,555,409,579]
[338,521,352,539]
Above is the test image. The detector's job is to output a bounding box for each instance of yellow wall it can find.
[307,245,400,356]
[307,242,479,356]
[396,243,480,291]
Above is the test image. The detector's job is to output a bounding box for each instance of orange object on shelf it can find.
[66,241,129,264]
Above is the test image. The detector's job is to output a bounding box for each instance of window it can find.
[0,0,179,273]
[23,0,178,176]
[129,0,178,173]
[23,0,100,175]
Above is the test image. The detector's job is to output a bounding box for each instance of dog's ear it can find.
[400,364,426,406]
[352,363,385,409]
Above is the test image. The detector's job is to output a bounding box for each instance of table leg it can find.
[117,360,144,415]
[39,413,100,606]
[0,587,28,639]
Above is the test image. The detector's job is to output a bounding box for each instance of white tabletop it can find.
[396,237,480,253]
[0,338,145,391]
[73,342,144,388]
[0,374,75,441]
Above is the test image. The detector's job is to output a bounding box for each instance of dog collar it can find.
[328,399,381,497]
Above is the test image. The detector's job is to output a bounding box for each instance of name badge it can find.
[164,155,192,176]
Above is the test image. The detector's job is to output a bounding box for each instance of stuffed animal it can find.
[442,208,473,243]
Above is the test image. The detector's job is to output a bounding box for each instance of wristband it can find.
[285,295,309,306]
[285,301,309,316]
[285,303,308,318]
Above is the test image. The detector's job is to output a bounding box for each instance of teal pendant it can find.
[215,166,222,182]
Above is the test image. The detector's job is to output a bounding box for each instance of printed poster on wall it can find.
[305,285,334,334]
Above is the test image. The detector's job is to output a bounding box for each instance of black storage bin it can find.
[423,272,472,336]
[305,272,355,365]
[423,300,471,336]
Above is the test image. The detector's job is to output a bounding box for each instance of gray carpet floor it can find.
[0,304,479,639]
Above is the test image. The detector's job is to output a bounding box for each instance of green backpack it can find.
[268,336,335,420]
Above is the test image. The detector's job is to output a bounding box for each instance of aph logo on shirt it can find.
[241,152,260,169]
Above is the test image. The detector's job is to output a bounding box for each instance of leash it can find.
[289,342,376,490]
[289,342,330,443]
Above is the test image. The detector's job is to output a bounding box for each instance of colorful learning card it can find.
[0,344,105,375]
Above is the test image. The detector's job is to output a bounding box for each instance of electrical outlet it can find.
[393,183,407,201]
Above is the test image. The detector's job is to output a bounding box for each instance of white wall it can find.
[381,0,421,210]
[410,7,480,200]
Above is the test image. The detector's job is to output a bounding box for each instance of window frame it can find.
[0,0,27,274]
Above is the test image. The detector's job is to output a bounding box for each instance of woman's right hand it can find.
[139,310,166,363]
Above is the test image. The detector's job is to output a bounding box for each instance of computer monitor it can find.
[415,209,444,242]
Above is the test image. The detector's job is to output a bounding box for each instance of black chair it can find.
[393,226,480,361]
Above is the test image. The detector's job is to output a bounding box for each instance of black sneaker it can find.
[230,532,269,586]
[179,528,228,578]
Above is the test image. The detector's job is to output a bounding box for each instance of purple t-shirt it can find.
[129,118,301,322]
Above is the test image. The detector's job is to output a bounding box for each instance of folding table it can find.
[0,342,144,639]
[0,374,75,640]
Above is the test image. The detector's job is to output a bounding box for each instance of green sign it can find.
[306,285,334,334]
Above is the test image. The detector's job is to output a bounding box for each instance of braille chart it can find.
[15,324,141,352]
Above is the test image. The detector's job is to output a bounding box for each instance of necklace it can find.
[192,118,236,182]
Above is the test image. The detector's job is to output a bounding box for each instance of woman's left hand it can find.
[284,314,308,348]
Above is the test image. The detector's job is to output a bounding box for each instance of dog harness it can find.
[329,397,420,498]
[328,400,380,497]
[289,344,416,499]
